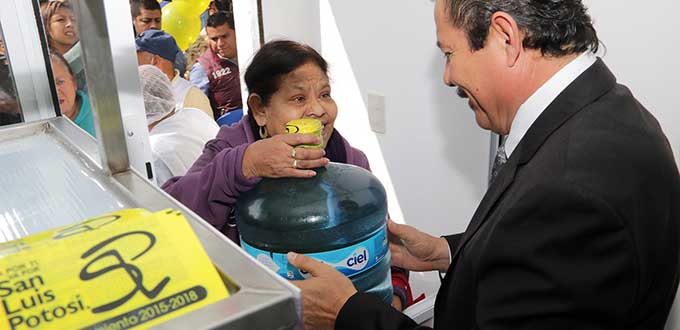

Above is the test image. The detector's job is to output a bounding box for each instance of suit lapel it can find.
[447,153,518,267]
[447,58,617,266]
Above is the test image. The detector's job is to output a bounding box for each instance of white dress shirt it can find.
[504,52,597,157]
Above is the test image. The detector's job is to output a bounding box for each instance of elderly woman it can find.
[41,0,86,91]
[138,65,219,186]
[50,52,94,136]
[163,40,412,310]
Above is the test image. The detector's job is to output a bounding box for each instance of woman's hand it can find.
[242,133,330,178]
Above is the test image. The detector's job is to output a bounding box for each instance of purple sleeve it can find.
[162,137,260,230]
[345,144,371,172]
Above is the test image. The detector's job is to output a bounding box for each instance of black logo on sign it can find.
[53,215,121,240]
[79,231,170,313]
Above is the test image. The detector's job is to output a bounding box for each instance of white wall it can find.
[584,0,680,163]
[261,0,321,51]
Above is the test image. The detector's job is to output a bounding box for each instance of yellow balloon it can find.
[174,0,211,15]
[161,1,201,51]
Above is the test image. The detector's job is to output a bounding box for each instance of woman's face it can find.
[49,7,78,51]
[51,59,78,119]
[253,62,338,146]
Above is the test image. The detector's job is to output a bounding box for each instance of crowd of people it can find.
[6,0,244,179]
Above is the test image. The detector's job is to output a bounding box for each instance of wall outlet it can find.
[367,92,386,134]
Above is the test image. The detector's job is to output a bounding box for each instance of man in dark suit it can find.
[286,0,680,329]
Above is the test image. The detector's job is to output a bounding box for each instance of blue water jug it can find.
[235,162,393,303]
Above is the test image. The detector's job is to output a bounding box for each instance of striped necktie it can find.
[490,136,508,184]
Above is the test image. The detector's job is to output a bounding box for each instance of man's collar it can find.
[211,47,238,65]
[504,52,597,157]
[217,53,238,65]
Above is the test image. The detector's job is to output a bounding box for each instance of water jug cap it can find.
[286,118,323,149]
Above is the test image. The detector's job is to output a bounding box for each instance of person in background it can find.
[208,0,219,16]
[199,0,230,34]
[130,0,188,80]
[199,0,218,30]
[288,0,680,329]
[130,0,162,37]
[136,29,214,120]
[164,40,413,310]
[0,32,21,126]
[41,0,77,56]
[190,11,242,120]
[41,0,87,91]
[50,52,95,137]
[184,34,210,79]
[138,65,219,186]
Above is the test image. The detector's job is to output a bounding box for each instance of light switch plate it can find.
[367,92,386,133]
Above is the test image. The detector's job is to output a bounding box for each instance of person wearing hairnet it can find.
[139,65,219,186]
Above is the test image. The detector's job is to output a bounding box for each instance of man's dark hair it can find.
[207,11,235,30]
[131,0,161,18]
[444,0,599,56]
[214,0,232,12]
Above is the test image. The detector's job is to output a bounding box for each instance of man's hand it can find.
[388,219,451,273]
[242,133,329,179]
[288,252,357,330]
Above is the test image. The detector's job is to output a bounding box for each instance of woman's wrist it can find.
[241,144,257,178]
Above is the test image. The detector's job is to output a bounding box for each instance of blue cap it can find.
[135,29,181,63]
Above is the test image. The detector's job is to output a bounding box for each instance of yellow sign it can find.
[0,209,229,330]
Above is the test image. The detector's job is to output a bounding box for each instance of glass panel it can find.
[39,0,96,137]
[0,25,23,127]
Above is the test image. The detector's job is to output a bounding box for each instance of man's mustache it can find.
[456,87,468,99]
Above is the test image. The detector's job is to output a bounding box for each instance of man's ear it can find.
[248,93,267,126]
[489,11,522,67]
[150,54,162,66]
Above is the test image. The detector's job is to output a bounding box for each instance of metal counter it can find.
[0,117,301,329]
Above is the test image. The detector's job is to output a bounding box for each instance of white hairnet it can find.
[139,65,175,125]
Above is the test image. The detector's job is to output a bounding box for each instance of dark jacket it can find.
[336,58,680,330]
[196,47,242,119]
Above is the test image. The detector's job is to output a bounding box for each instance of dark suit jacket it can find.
[335,59,680,330]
